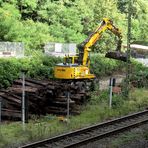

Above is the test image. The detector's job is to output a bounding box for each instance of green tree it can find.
[0,0,147,51]
[75,0,126,52]
[117,0,148,42]
[0,3,22,41]
[38,1,85,43]
[0,2,54,50]
[131,0,148,41]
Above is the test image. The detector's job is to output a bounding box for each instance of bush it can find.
[0,55,62,89]
[90,54,125,77]
[112,94,124,108]
[0,58,21,88]
[130,61,148,88]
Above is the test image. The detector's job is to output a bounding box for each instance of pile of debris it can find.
[0,79,90,120]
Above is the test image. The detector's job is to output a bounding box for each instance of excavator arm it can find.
[77,18,124,66]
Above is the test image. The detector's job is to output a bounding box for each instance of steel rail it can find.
[20,109,148,148]
[64,118,148,147]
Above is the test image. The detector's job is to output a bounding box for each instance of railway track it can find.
[20,109,148,148]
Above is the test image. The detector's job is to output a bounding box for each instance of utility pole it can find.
[22,71,25,125]
[67,91,70,119]
[0,101,1,136]
[125,0,132,98]
[0,101,1,123]
[109,78,113,108]
[21,69,28,127]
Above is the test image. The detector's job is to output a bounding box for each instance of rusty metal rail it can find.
[20,109,148,148]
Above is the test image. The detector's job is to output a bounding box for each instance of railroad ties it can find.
[0,79,90,120]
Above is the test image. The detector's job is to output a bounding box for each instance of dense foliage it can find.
[0,0,147,51]
[0,54,62,88]
[90,54,124,77]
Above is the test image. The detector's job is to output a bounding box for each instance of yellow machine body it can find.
[54,64,95,79]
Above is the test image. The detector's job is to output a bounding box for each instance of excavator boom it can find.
[77,18,126,67]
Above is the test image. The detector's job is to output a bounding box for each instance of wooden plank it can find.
[9,87,39,93]
[13,80,43,88]
[2,108,21,118]
[25,79,49,86]
[0,93,21,104]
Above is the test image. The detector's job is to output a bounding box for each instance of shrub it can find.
[130,61,148,88]
[0,55,62,89]
[90,54,125,77]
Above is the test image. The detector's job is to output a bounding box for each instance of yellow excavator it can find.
[54,18,127,81]
[42,18,128,111]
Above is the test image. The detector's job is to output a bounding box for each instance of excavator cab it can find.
[63,55,79,65]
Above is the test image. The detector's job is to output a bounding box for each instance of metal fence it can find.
[0,42,24,58]
[44,42,77,57]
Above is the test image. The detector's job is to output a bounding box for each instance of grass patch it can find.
[0,88,148,148]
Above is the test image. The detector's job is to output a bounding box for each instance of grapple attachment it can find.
[105,51,128,62]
